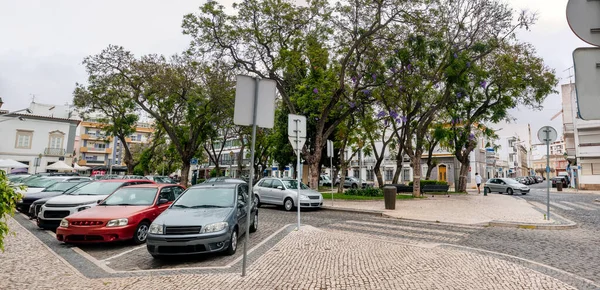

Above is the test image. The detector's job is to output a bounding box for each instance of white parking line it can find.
[561,201,598,211]
[550,202,574,211]
[101,245,146,262]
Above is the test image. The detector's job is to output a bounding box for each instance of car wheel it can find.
[284,198,294,211]
[507,188,513,195]
[254,194,261,208]
[225,229,238,256]
[133,221,150,244]
[484,187,490,194]
[351,183,358,189]
[250,213,258,233]
[521,192,527,195]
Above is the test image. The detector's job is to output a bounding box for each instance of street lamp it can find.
[162,156,166,176]
[229,151,234,177]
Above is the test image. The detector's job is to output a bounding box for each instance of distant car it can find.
[146,181,258,258]
[336,176,369,189]
[319,175,332,187]
[254,177,323,211]
[203,177,241,183]
[37,179,154,229]
[535,176,543,183]
[551,176,568,188]
[56,184,185,244]
[17,179,91,213]
[145,175,177,184]
[484,178,530,195]
[29,181,91,219]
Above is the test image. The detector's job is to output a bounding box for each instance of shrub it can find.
[408,180,448,186]
[344,187,383,197]
[0,170,24,251]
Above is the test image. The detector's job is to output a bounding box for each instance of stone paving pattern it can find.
[0,218,580,290]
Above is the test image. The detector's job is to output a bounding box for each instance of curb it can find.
[321,206,577,230]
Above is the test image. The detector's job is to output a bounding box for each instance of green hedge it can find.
[408,180,448,186]
[344,188,383,197]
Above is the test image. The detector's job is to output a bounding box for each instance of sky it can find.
[0,0,589,140]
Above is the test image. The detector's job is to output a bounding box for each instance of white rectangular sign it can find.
[573,48,600,120]
[234,75,276,128]
[288,114,307,137]
[327,140,333,157]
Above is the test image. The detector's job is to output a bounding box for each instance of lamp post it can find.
[229,151,234,177]
[162,156,166,176]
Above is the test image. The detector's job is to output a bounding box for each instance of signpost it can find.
[288,114,306,231]
[537,126,558,220]
[327,140,334,205]
[234,75,276,277]
[567,0,600,120]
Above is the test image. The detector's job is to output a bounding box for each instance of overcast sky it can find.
[0,0,588,140]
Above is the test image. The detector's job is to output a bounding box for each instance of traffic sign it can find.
[537,126,558,144]
[288,114,306,138]
[190,158,198,165]
[567,0,600,47]
[326,140,334,158]
[288,136,307,153]
[573,48,600,120]
[234,75,276,128]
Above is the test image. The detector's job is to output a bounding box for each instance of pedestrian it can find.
[475,173,482,194]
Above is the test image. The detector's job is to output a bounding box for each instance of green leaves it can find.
[0,170,23,252]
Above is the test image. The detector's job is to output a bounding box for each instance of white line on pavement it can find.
[101,245,146,262]
[561,201,598,211]
[346,220,467,236]
[331,222,462,242]
[549,202,574,211]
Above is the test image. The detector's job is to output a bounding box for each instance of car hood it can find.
[46,194,109,206]
[153,207,233,227]
[66,205,150,220]
[23,191,63,201]
[25,187,45,195]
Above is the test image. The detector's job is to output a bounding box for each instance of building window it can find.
[366,169,374,181]
[402,168,411,182]
[15,130,33,149]
[385,169,393,181]
[592,164,600,175]
[48,131,65,149]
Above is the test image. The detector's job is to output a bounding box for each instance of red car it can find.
[56,184,185,244]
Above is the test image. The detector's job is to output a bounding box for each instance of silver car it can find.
[484,178,530,195]
[253,178,323,211]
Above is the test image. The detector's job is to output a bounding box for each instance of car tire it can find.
[484,187,490,194]
[351,183,358,189]
[133,221,150,244]
[521,192,527,195]
[225,228,238,256]
[507,188,513,195]
[284,198,294,211]
[254,194,261,208]
[250,213,258,233]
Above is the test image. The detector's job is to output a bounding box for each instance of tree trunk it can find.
[338,150,347,194]
[375,166,384,188]
[412,152,423,197]
[180,162,191,187]
[457,158,470,192]
[119,136,135,174]
[308,139,324,190]
[392,150,402,184]
[425,165,434,180]
[237,138,246,177]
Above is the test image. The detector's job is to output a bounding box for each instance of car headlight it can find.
[60,219,69,228]
[300,194,309,200]
[200,222,228,233]
[149,223,164,234]
[78,206,91,212]
[106,218,128,227]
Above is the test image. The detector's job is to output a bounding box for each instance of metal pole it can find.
[242,78,259,277]
[546,129,550,221]
[295,119,301,230]
[331,154,334,206]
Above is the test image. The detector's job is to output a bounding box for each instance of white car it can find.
[20,176,90,196]
[253,177,323,211]
[37,179,153,229]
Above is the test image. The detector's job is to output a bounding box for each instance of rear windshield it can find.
[42,182,82,192]
[68,182,123,195]
[26,178,59,188]
[172,187,235,208]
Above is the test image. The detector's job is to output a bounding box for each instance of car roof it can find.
[97,179,153,183]
[191,182,242,188]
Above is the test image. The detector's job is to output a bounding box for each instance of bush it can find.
[344,187,383,197]
[408,180,448,186]
[0,170,24,251]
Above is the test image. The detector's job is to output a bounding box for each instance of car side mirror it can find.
[97,200,102,204]
[277,186,284,190]
[158,198,169,205]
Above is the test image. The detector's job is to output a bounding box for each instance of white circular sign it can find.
[567,0,600,47]
[537,126,558,144]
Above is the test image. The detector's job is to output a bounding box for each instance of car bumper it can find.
[39,205,94,224]
[299,201,323,208]
[16,201,33,213]
[37,217,61,230]
[518,188,530,194]
[147,231,230,256]
[56,224,137,243]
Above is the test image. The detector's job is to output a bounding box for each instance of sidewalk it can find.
[322,192,576,229]
[0,217,587,289]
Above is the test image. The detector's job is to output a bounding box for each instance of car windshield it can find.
[506,179,521,184]
[42,182,82,192]
[172,187,234,208]
[282,180,309,190]
[68,182,123,195]
[101,187,157,206]
[26,178,59,188]
[155,176,175,183]
[321,176,330,181]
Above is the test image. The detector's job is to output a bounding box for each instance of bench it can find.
[421,184,450,193]
[389,184,414,193]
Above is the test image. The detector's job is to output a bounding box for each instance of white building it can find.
[0,102,80,173]
[490,122,533,177]
[562,83,600,189]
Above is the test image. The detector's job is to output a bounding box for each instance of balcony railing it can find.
[85,160,106,165]
[44,148,66,156]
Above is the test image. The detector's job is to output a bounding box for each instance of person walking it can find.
[475,173,482,194]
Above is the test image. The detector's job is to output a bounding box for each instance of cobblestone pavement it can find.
[0,218,585,290]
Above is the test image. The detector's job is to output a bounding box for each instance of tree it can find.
[73,58,140,174]
[424,124,449,180]
[0,171,23,251]
[446,41,557,192]
[183,0,423,189]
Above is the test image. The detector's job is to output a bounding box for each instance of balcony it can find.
[81,134,112,141]
[84,160,106,165]
[80,146,112,154]
[44,148,66,156]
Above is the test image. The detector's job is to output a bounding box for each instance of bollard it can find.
[383,186,397,210]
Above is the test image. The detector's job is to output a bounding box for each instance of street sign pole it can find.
[287,114,306,230]
[546,131,550,221]
[327,140,334,206]
[295,119,301,230]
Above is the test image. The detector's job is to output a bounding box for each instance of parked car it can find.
[56,184,185,244]
[29,181,92,219]
[535,176,543,183]
[203,177,241,183]
[17,179,91,213]
[319,175,332,187]
[335,176,369,188]
[146,181,258,258]
[515,177,529,185]
[37,179,154,229]
[253,177,323,211]
[484,178,530,195]
[551,176,568,188]
[145,175,177,184]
